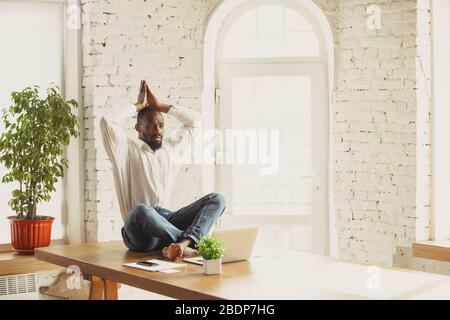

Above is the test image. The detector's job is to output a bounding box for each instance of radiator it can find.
[0,273,39,300]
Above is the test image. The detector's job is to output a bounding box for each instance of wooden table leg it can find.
[88,275,105,300]
[85,275,119,300]
[104,279,118,300]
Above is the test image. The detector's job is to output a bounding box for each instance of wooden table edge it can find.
[35,247,224,300]
[411,241,450,262]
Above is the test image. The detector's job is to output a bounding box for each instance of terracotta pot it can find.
[8,216,54,254]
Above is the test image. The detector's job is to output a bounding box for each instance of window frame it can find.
[0,0,84,250]
[216,0,327,63]
[430,0,450,241]
[213,0,330,255]
[216,61,326,222]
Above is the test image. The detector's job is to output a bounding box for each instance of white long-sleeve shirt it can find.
[100,105,202,222]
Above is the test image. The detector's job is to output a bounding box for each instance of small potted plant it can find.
[0,86,79,254]
[196,235,226,275]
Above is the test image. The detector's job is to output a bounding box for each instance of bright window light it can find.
[0,1,65,243]
[230,76,312,215]
[223,5,320,58]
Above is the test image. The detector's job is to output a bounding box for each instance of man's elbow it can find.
[99,116,106,128]
[189,112,203,129]
[99,116,111,135]
[191,117,202,129]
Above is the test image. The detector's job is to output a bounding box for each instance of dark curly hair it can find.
[136,106,161,124]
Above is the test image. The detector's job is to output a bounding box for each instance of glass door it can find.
[217,62,328,254]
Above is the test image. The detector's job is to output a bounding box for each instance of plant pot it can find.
[203,258,222,275]
[8,216,54,255]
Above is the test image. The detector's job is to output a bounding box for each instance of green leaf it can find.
[196,236,226,260]
[0,85,80,218]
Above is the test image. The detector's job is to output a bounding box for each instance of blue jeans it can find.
[121,192,226,252]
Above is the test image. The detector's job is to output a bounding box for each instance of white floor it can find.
[118,284,173,300]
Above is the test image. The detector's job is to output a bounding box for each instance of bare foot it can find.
[162,239,195,261]
[164,243,183,261]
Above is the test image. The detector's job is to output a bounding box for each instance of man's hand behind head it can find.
[135,80,172,114]
[145,85,162,110]
[135,80,148,111]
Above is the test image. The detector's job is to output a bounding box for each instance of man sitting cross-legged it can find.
[100,80,226,260]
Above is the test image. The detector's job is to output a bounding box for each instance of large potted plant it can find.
[197,236,226,275]
[0,86,79,254]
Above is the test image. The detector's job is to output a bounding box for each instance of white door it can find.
[216,62,328,255]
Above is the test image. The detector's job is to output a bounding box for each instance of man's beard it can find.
[140,135,162,151]
[148,139,162,151]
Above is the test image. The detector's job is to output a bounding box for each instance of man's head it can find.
[135,107,164,151]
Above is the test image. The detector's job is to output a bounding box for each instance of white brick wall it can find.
[333,0,432,266]
[81,0,214,241]
[80,0,445,273]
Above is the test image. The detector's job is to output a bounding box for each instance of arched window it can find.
[204,0,333,255]
[221,5,320,58]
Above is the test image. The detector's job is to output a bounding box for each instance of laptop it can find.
[183,226,259,265]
